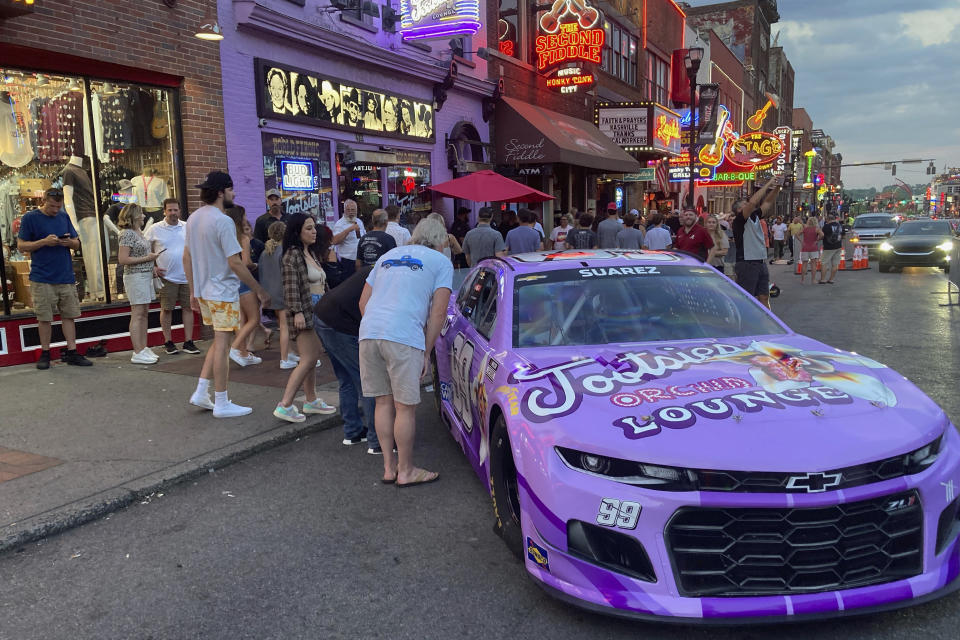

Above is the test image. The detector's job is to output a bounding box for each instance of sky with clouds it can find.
[683,0,960,189]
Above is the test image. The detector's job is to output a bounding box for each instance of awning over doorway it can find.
[495,97,642,174]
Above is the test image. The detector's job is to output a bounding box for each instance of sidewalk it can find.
[0,340,342,555]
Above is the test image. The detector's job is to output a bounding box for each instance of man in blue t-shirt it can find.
[359,217,453,488]
[17,189,93,369]
[505,208,544,254]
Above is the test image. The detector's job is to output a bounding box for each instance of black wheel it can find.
[431,352,442,416]
[944,264,951,274]
[878,262,890,273]
[490,415,523,560]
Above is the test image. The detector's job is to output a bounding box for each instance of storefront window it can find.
[0,70,181,316]
[262,133,334,224]
[338,162,383,223]
[498,0,521,60]
[387,154,431,227]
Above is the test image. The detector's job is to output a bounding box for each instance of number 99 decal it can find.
[596,498,641,530]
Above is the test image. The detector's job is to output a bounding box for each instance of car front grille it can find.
[695,442,933,493]
[666,491,923,597]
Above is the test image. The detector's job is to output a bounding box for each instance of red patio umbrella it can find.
[428,170,554,203]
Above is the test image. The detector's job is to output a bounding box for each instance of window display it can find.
[0,70,181,316]
[387,151,431,227]
[262,133,334,224]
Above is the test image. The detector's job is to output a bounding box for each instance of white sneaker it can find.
[141,348,159,361]
[244,353,263,366]
[131,350,157,364]
[213,401,253,418]
[280,358,298,369]
[288,353,300,363]
[189,391,215,410]
[229,349,250,367]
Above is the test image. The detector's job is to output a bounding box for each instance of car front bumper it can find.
[518,427,960,621]
[879,250,950,268]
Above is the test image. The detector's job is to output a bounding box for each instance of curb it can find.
[0,414,341,556]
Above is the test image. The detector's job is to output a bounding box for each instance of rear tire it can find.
[879,262,891,273]
[490,415,523,560]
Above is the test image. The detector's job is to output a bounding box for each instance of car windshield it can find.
[895,221,953,236]
[512,265,786,348]
[853,216,898,229]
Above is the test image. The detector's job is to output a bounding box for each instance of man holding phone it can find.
[17,188,92,369]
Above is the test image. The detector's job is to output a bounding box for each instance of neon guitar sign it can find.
[746,92,780,131]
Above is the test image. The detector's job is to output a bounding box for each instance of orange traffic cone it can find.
[838,248,846,270]
[861,246,869,268]
[852,246,861,269]
[796,259,803,275]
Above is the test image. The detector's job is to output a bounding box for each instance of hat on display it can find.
[118,179,133,190]
[195,171,233,190]
[265,188,282,198]
[607,202,618,211]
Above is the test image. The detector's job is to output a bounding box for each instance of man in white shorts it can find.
[359,217,452,488]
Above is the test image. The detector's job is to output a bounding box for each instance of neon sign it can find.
[280,160,315,191]
[399,0,481,40]
[727,131,783,166]
[545,68,595,92]
[655,115,681,148]
[535,23,604,70]
[498,40,514,55]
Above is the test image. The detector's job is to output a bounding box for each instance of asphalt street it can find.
[1,264,959,640]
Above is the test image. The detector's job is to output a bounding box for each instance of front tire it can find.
[431,353,442,416]
[490,415,523,560]
[879,262,891,273]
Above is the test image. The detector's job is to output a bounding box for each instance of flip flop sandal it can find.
[381,476,397,485]
[397,469,439,488]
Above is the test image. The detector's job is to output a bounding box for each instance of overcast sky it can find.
[683,0,960,189]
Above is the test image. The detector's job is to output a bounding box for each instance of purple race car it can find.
[431,249,960,622]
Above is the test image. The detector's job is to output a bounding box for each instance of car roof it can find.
[486,249,703,272]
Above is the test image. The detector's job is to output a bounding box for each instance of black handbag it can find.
[322,260,344,288]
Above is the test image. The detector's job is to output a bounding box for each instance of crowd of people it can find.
[16,169,857,486]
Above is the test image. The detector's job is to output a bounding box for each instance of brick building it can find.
[681,0,780,120]
[218,0,496,230]
[0,0,227,365]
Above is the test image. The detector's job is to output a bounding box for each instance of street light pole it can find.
[684,47,703,211]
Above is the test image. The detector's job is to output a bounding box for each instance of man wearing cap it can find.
[183,171,270,418]
[253,189,287,244]
[597,203,622,249]
[17,188,93,369]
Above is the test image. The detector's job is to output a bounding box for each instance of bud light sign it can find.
[280,160,315,191]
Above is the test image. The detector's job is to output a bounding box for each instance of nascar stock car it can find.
[430,249,960,623]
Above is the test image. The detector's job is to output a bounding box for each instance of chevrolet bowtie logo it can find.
[785,472,843,493]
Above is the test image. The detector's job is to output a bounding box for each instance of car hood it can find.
[885,234,953,247]
[502,335,946,472]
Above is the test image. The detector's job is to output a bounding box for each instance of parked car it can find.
[431,248,960,622]
[878,219,957,273]
[849,213,900,249]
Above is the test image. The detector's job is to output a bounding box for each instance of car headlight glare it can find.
[557,447,697,490]
[938,241,954,252]
[879,241,893,251]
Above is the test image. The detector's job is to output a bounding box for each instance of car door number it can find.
[596,498,641,529]
[451,333,475,433]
